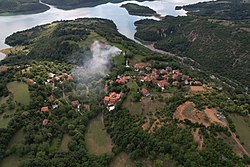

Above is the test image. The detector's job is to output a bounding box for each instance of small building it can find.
[71,100,80,107]
[157,80,169,90]
[104,96,110,104]
[48,73,55,78]
[52,104,59,109]
[166,66,172,73]
[134,63,143,71]
[141,88,150,97]
[67,75,73,81]
[84,104,91,111]
[41,107,49,112]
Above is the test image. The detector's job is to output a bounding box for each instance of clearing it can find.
[230,114,250,153]
[174,101,210,127]
[7,81,30,105]
[190,86,206,92]
[123,93,164,115]
[0,155,21,167]
[85,113,113,155]
[174,102,227,127]
[59,133,71,152]
[0,109,15,128]
[8,128,25,148]
[110,152,134,167]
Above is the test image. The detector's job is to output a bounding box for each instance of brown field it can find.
[174,101,210,127]
[174,102,227,127]
[190,86,205,92]
[123,94,165,116]
[0,66,8,72]
[204,108,227,127]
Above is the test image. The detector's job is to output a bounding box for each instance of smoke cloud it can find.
[72,40,121,98]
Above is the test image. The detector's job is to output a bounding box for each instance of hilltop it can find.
[0,18,250,166]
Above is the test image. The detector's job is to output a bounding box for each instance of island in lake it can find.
[121,3,160,17]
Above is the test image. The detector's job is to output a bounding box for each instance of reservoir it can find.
[0,0,209,60]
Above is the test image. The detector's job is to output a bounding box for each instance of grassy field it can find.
[85,113,112,155]
[114,55,125,66]
[110,152,134,167]
[123,91,164,116]
[8,128,25,148]
[59,134,71,152]
[0,155,21,167]
[7,81,30,105]
[0,109,15,128]
[230,114,250,153]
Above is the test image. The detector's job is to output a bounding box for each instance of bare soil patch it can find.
[174,101,210,127]
[190,86,205,92]
[204,108,227,127]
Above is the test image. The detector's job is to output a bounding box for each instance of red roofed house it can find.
[158,80,169,89]
[109,92,121,104]
[141,88,150,97]
[116,76,127,84]
[71,100,79,107]
[104,96,110,104]
[41,107,49,112]
[144,75,152,82]
[67,75,73,81]
[134,63,143,71]
[172,74,179,80]
[42,119,49,126]
[160,69,167,74]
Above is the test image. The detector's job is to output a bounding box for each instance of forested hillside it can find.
[135,0,250,87]
[0,0,49,14]
[41,0,151,9]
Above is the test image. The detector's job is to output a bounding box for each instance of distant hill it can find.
[41,0,152,9]
[0,0,49,14]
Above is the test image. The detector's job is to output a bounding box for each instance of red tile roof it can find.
[141,88,150,96]
[41,107,49,112]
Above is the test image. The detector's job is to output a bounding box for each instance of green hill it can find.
[0,0,49,15]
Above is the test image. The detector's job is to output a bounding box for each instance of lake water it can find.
[0,0,208,60]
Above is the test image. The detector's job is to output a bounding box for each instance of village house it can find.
[141,88,150,97]
[104,92,121,105]
[84,104,91,111]
[48,73,56,78]
[41,106,49,112]
[71,100,80,107]
[134,63,143,71]
[52,104,59,110]
[157,80,169,90]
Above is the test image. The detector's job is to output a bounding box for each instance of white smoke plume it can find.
[72,40,121,98]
